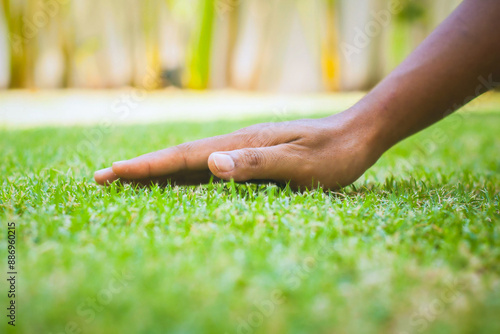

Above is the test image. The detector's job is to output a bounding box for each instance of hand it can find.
[94,111,381,190]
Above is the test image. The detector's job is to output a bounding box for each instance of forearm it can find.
[343,0,500,155]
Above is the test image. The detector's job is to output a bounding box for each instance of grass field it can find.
[1,107,499,333]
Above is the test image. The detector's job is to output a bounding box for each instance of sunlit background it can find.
[0,0,461,92]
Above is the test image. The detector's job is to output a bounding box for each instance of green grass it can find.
[1,110,499,334]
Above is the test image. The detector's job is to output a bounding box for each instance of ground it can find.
[1,95,499,334]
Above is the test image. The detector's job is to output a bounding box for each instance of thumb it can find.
[208,146,291,182]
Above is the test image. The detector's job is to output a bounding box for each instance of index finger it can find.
[110,133,244,180]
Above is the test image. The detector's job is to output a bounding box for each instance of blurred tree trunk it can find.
[224,2,239,87]
[59,1,74,88]
[387,0,432,73]
[186,0,214,89]
[321,0,340,91]
[207,0,239,89]
[274,0,324,92]
[337,0,379,90]
[365,0,386,88]
[0,0,10,88]
[254,0,293,91]
[230,0,268,90]
[3,0,37,88]
[139,0,161,88]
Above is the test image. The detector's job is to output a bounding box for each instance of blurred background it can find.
[0,0,461,93]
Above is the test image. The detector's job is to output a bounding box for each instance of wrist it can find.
[326,103,391,162]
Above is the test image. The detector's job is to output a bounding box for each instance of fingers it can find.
[109,122,299,180]
[94,167,119,185]
[207,144,301,183]
[110,135,237,180]
[96,143,307,187]
[95,167,216,187]
[95,121,302,185]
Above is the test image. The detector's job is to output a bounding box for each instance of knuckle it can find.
[233,128,255,145]
[300,162,315,176]
[241,149,264,168]
[176,141,192,153]
[173,142,191,168]
[235,123,276,147]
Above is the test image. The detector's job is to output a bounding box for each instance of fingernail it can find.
[112,160,129,172]
[94,167,118,184]
[212,154,235,173]
[94,168,108,177]
[112,160,127,167]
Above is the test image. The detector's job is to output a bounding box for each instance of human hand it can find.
[94,112,381,190]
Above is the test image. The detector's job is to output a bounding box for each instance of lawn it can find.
[1,107,499,333]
